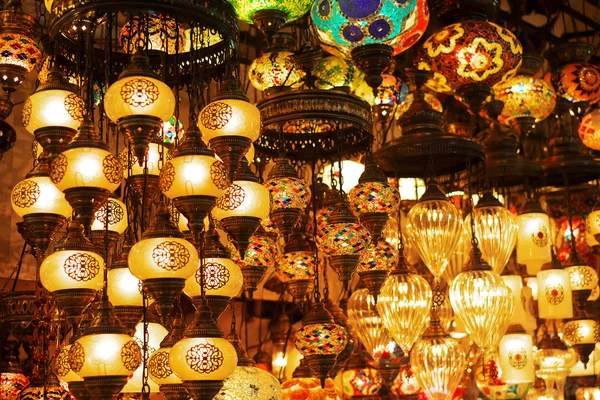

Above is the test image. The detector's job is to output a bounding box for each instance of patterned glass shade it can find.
[293,323,348,356]
[15,382,69,400]
[22,88,84,134]
[0,373,29,400]
[183,257,244,299]
[105,75,175,123]
[264,176,311,211]
[70,334,142,378]
[347,288,392,361]
[40,249,104,293]
[91,198,128,234]
[377,269,432,353]
[212,180,271,221]
[119,14,188,55]
[51,147,123,193]
[232,233,277,270]
[248,51,305,91]
[313,56,363,90]
[517,211,552,276]
[11,176,71,218]
[533,347,578,379]
[579,108,600,151]
[565,264,599,292]
[311,0,426,58]
[214,366,283,400]
[281,377,342,400]
[128,237,199,281]
[493,75,556,123]
[120,142,170,178]
[229,0,313,25]
[545,62,600,103]
[55,345,83,383]
[537,269,573,319]
[275,251,315,283]
[358,239,398,272]
[498,333,535,383]
[148,347,182,385]
[162,115,185,145]
[410,334,466,400]
[470,203,519,274]
[418,20,522,93]
[198,99,261,142]
[381,216,420,265]
[562,320,600,347]
[108,267,144,307]
[349,178,399,215]
[0,33,41,72]
[159,155,228,199]
[341,367,382,397]
[318,219,371,256]
[450,269,514,350]
[170,337,238,381]
[354,74,408,106]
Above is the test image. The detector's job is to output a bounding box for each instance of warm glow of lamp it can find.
[119,14,187,55]
[502,275,537,332]
[499,333,535,383]
[159,154,227,199]
[107,267,143,307]
[119,142,170,178]
[128,236,198,281]
[56,345,82,384]
[493,75,556,123]
[11,175,71,218]
[537,269,573,319]
[183,257,244,299]
[198,98,261,143]
[562,319,599,348]
[565,264,599,292]
[248,51,304,92]
[212,180,271,221]
[579,108,600,150]
[314,56,363,90]
[230,0,313,25]
[214,365,283,400]
[91,197,128,234]
[70,334,142,378]
[525,277,538,301]
[347,288,392,361]
[169,337,238,381]
[341,367,382,397]
[321,160,365,194]
[517,201,552,276]
[281,377,342,400]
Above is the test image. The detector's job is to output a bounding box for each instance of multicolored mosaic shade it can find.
[232,232,277,269]
[229,0,313,25]
[418,20,522,93]
[579,108,600,150]
[493,75,556,123]
[119,14,188,54]
[545,63,600,103]
[162,115,184,144]
[358,239,398,272]
[354,74,408,106]
[349,180,399,215]
[0,33,41,72]
[264,176,311,210]
[313,55,363,90]
[311,0,426,58]
[276,250,315,283]
[392,0,429,56]
[293,323,348,355]
[248,51,305,91]
[341,367,382,397]
[318,221,371,256]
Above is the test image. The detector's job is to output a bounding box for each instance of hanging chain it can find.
[312,162,321,303]
[141,291,151,398]
[466,157,478,246]
[322,260,330,301]
[426,156,436,184]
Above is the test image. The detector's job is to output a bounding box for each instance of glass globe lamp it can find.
[314,56,363,90]
[56,344,83,385]
[90,197,128,251]
[347,288,392,361]
[248,50,304,92]
[493,75,556,124]
[275,234,316,305]
[231,228,277,297]
[377,257,432,354]
[282,359,342,400]
[341,365,382,397]
[537,268,573,319]
[579,108,600,150]
[471,191,519,274]
[546,62,600,103]
[119,14,187,55]
[230,0,313,31]
[419,20,522,93]
[1,373,29,400]
[311,0,426,58]
[565,261,598,293]
[214,365,283,400]
[407,180,463,280]
[517,199,552,276]
[443,226,470,284]
[561,319,599,366]
[0,33,41,93]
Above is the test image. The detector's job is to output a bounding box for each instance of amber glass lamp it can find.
[313,56,363,90]
[579,108,600,150]
[128,202,199,322]
[104,50,175,164]
[119,14,187,55]
[517,199,552,276]
[493,75,556,126]
[537,261,573,320]
[231,227,277,298]
[562,319,599,366]
[90,197,128,252]
[40,220,104,326]
[248,50,305,92]
[51,118,123,231]
[119,141,170,200]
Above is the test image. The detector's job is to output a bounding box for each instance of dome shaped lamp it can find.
[22,66,84,162]
[169,303,238,400]
[275,233,316,306]
[183,227,244,318]
[293,302,349,387]
[128,202,199,323]
[232,227,278,299]
[264,158,311,240]
[160,125,227,242]
[51,118,123,232]
[198,75,260,181]
[90,197,128,254]
[104,50,175,165]
[213,158,270,259]
[39,220,104,328]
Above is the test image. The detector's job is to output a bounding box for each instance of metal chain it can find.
[141,291,151,398]
[466,157,478,246]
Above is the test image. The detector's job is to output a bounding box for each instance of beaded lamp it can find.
[275,234,316,305]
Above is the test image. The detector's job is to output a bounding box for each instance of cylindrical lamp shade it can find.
[183,258,244,298]
[169,337,238,380]
[11,176,71,217]
[23,89,84,134]
[55,344,83,383]
[498,334,535,383]
[119,142,170,177]
[104,76,175,123]
[40,250,104,292]
[51,148,123,192]
[148,347,182,385]
[108,268,144,307]
[212,181,271,221]
[70,334,141,378]
[128,237,198,280]
[537,269,573,319]
[198,99,261,142]
[159,156,227,199]
[91,198,128,234]
[517,212,552,276]
[562,320,599,347]
[565,265,599,292]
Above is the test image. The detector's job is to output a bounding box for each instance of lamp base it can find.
[173,195,217,241]
[285,279,314,306]
[52,289,98,327]
[160,383,190,400]
[34,126,77,163]
[113,305,143,335]
[192,295,231,319]
[22,213,66,258]
[240,264,268,300]
[329,255,360,292]
[305,354,337,388]
[359,212,389,243]
[119,115,162,167]
[351,44,393,91]
[269,208,301,240]
[143,278,185,325]
[208,135,252,182]
[128,174,160,202]
[64,187,111,233]
[251,9,287,36]
[182,380,224,400]
[90,230,120,256]
[68,381,92,400]
[220,216,261,259]
[83,376,128,399]
[358,269,390,303]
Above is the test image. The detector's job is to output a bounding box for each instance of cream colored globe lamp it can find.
[90,197,128,253]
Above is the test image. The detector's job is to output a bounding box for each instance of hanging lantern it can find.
[183,228,244,318]
[128,203,199,322]
[562,319,599,366]
[15,373,70,400]
[22,67,84,162]
[443,226,470,285]
[51,118,123,231]
[232,227,277,299]
[248,50,305,92]
[377,256,432,354]
[493,75,556,126]
[357,238,398,301]
[40,220,104,326]
[407,179,463,280]
[275,234,316,305]
[281,359,343,400]
[264,158,311,240]
[0,335,29,400]
[449,244,514,351]
[516,199,552,276]
[313,56,363,91]
[213,158,271,258]
[471,191,518,274]
[198,76,261,180]
[578,108,600,151]
[104,50,175,164]
[119,142,171,200]
[347,288,392,362]
[349,157,399,242]
[318,200,371,289]
[293,302,349,386]
[90,197,128,253]
[565,256,599,300]
[537,264,573,320]
[107,243,144,333]
[169,303,238,400]
[341,346,383,397]
[498,333,535,384]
